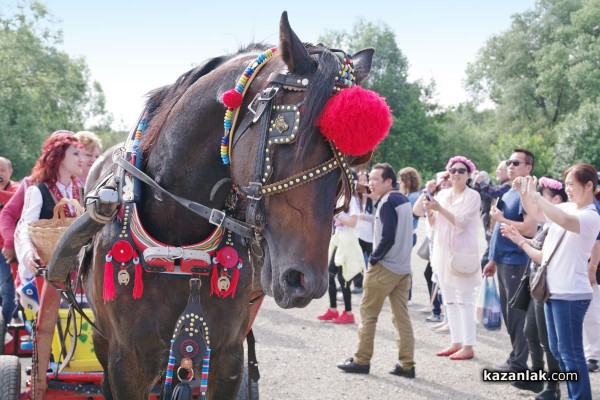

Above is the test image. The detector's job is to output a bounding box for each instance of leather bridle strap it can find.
[114,154,255,239]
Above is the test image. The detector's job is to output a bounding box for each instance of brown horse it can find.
[84,12,378,400]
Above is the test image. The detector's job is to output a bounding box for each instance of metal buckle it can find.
[247,86,280,116]
[209,209,226,228]
[168,247,184,260]
[247,182,263,201]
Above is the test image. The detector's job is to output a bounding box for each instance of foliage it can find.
[0,1,110,179]
[464,0,600,175]
[319,20,442,179]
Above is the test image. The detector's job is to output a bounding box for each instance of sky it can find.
[35,0,537,130]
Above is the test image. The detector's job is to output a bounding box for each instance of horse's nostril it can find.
[285,270,305,289]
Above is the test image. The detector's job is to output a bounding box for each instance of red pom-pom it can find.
[222,89,243,108]
[317,86,392,155]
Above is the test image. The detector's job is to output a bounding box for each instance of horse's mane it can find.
[140,42,342,162]
[140,43,271,154]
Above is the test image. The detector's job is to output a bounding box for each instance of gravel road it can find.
[251,224,600,400]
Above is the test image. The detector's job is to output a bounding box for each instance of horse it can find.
[78,12,388,400]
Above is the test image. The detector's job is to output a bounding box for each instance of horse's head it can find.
[226,12,389,308]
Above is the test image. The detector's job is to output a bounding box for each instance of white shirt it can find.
[15,181,76,280]
[334,196,360,232]
[544,202,600,299]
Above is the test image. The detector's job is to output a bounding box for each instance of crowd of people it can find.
[0,130,101,332]
[323,150,600,400]
[2,136,600,399]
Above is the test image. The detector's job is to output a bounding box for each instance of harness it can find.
[110,47,358,283]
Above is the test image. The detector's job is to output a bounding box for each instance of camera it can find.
[423,189,433,201]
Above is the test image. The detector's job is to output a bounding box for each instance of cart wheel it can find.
[0,355,21,399]
[235,363,259,400]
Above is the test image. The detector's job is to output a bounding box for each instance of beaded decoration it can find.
[333,56,356,92]
[220,47,277,164]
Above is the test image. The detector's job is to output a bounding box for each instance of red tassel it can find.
[210,263,220,297]
[132,251,144,299]
[103,251,115,303]
[227,263,240,299]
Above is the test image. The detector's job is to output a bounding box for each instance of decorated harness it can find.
[97,46,390,399]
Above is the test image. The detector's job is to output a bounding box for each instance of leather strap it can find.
[542,229,567,268]
[114,154,255,239]
[143,247,211,264]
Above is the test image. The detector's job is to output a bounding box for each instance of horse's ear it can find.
[351,151,374,166]
[279,11,314,75]
[351,48,375,84]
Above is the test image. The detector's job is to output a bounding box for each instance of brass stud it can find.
[293,106,297,110]
[278,185,282,190]
[284,184,288,188]
[287,105,291,110]
[285,138,290,142]
[264,172,268,176]
[266,166,271,170]
[266,157,270,162]
[309,173,314,177]
[316,169,321,174]
[302,175,307,180]
[289,180,294,185]
[291,134,295,139]
[267,188,272,193]
[269,128,273,132]
[328,164,333,168]
[296,178,300,183]
[268,140,272,145]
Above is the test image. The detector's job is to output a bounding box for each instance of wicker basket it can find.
[28,198,84,265]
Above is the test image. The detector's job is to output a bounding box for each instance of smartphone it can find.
[423,189,433,201]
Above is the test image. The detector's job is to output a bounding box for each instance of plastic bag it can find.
[481,276,502,331]
[475,278,486,324]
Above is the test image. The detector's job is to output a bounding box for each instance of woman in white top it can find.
[317,185,364,325]
[16,132,83,281]
[415,156,482,360]
[517,164,600,400]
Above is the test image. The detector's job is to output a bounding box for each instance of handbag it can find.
[509,271,530,311]
[450,252,480,275]
[530,230,566,301]
[416,237,430,260]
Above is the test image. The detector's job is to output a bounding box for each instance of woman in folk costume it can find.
[16,132,83,285]
[318,175,365,324]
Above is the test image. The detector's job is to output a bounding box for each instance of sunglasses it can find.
[449,168,467,174]
[505,159,529,167]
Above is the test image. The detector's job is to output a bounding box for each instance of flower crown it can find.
[445,156,476,174]
[539,177,563,191]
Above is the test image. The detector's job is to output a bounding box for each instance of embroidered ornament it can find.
[103,241,144,302]
[210,246,242,298]
[317,86,392,155]
[220,47,277,165]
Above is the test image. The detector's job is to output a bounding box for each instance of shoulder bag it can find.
[449,230,479,276]
[416,237,430,260]
[530,230,566,301]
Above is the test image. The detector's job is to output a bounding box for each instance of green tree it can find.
[465,0,600,173]
[319,20,442,179]
[0,1,109,178]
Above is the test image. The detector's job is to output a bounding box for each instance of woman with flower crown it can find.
[502,176,566,399]
[414,155,482,360]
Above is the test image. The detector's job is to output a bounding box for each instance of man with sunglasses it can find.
[483,149,538,378]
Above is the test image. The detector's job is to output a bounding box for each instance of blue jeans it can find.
[0,253,17,327]
[545,299,591,400]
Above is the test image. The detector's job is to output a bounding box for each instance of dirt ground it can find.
[251,223,600,400]
[17,224,600,399]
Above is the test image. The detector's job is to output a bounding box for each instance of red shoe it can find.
[450,351,474,360]
[332,311,355,324]
[317,309,339,321]
[436,347,460,357]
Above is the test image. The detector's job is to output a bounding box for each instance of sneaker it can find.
[426,314,442,323]
[588,359,599,373]
[419,307,432,314]
[389,364,415,378]
[351,287,363,294]
[332,311,355,324]
[317,309,339,321]
[511,380,544,393]
[492,361,512,372]
[407,300,414,306]
[337,357,370,374]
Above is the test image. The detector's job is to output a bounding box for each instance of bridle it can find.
[114,46,357,244]
[223,47,356,232]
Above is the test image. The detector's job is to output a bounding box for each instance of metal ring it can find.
[176,366,194,382]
